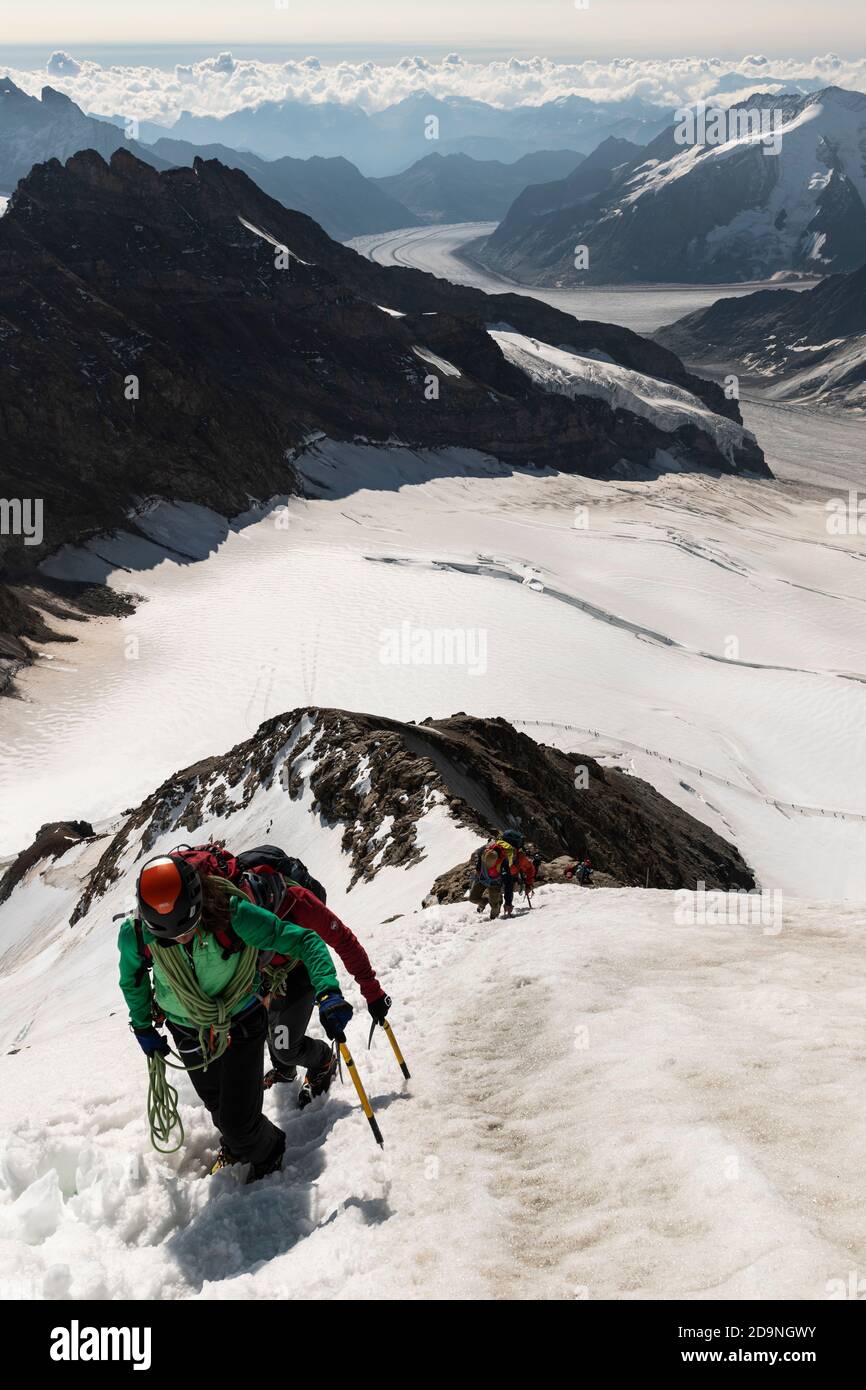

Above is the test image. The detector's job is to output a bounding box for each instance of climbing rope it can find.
[144,878,260,1152]
[260,956,300,999]
[147,1052,185,1154]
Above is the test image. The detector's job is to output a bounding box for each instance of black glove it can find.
[133,1026,170,1057]
[368,993,392,1025]
[317,990,353,1041]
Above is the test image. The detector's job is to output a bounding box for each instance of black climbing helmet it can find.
[501,828,524,848]
[137,854,203,938]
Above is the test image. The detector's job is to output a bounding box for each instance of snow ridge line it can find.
[514,720,866,824]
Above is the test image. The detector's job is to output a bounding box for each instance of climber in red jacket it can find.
[260,882,391,1104]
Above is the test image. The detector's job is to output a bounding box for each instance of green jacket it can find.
[118,895,340,1031]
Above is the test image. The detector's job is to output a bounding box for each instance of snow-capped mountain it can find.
[474,87,866,285]
[473,136,641,245]
[657,261,866,411]
[0,147,764,681]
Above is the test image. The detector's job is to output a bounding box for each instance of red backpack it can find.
[132,841,325,983]
[134,840,311,979]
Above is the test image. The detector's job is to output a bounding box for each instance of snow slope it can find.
[1,879,864,1301]
[490,330,756,464]
[3,439,866,898]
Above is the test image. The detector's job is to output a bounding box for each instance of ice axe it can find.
[338,1038,384,1147]
[367,1017,411,1080]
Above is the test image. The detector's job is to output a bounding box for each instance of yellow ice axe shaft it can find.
[339,1041,384,1147]
[382,1019,411,1080]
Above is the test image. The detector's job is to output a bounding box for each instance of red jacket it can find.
[278,884,386,1005]
[476,841,536,888]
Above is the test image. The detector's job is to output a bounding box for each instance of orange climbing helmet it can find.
[136,854,203,938]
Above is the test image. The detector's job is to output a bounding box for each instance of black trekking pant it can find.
[267,965,332,1076]
[167,1003,283,1165]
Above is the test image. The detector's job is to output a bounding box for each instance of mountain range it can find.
[372,149,584,224]
[0,81,635,239]
[143,138,419,241]
[0,77,172,189]
[657,261,866,411]
[148,91,672,176]
[0,148,764,681]
[473,87,866,285]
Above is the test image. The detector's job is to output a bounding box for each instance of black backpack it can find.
[234,845,327,905]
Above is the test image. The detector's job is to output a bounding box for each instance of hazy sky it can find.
[3,0,865,57]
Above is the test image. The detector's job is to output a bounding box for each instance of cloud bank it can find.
[7,51,865,125]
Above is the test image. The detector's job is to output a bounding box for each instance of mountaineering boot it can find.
[210,1144,240,1175]
[263,1064,298,1089]
[246,1129,287,1184]
[297,1049,339,1109]
[503,902,514,918]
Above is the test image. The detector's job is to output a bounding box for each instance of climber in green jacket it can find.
[118,854,353,1180]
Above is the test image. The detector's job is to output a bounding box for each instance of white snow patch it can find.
[411,346,462,378]
[237,216,313,265]
[490,329,754,463]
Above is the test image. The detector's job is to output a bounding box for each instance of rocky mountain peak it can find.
[61,706,754,928]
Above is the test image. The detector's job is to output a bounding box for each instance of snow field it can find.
[4,441,866,896]
[2,886,865,1300]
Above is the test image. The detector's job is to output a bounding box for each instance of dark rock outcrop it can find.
[0,148,766,675]
[0,820,95,904]
[0,77,170,189]
[69,707,754,924]
[145,139,419,240]
[656,261,866,411]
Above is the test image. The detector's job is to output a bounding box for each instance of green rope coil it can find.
[147,1052,185,1154]
[143,878,260,1152]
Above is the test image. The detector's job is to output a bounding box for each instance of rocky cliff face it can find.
[0,820,94,905]
[0,78,168,189]
[472,136,640,248]
[0,149,766,673]
[58,707,754,927]
[657,262,866,411]
[474,88,866,286]
[145,140,419,240]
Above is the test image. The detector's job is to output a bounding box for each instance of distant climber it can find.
[566,857,593,886]
[118,854,352,1179]
[469,828,537,920]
